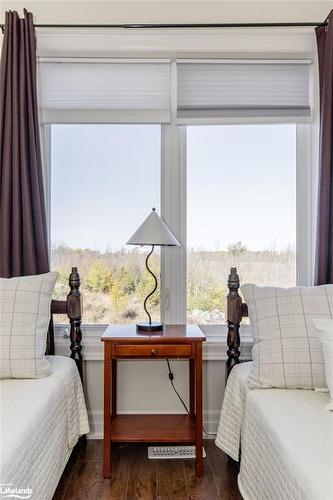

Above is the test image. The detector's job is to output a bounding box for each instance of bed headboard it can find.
[46,267,83,381]
[226,267,248,377]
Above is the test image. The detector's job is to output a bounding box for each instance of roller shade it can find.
[177,60,311,120]
[38,59,171,123]
[38,58,312,123]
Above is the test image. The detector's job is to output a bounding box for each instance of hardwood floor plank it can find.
[126,445,157,499]
[184,458,219,499]
[157,460,188,498]
[205,441,242,500]
[53,441,241,500]
[158,493,189,498]
[63,447,129,499]
[79,440,103,462]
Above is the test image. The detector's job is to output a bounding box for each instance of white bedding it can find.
[0,356,89,500]
[216,362,333,500]
[215,362,251,461]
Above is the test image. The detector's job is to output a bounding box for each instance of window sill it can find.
[54,323,253,362]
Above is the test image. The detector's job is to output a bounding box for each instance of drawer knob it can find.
[151,349,157,356]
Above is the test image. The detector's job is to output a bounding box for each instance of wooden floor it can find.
[53,440,242,499]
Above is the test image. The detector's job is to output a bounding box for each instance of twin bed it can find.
[2,266,332,500]
[0,268,89,500]
[216,268,333,500]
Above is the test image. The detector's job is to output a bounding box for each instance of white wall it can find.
[1,0,333,25]
[84,358,228,438]
[55,328,253,438]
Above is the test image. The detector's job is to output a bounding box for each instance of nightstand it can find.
[101,324,206,477]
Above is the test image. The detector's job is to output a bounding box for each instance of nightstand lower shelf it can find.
[110,414,196,442]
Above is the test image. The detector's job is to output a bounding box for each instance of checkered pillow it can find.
[241,284,333,389]
[0,272,59,379]
[312,319,333,410]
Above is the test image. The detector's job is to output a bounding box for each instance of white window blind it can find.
[38,59,171,123]
[38,58,312,124]
[177,60,311,121]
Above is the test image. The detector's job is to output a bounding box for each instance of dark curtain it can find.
[315,11,333,285]
[0,10,49,278]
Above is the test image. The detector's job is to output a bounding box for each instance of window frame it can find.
[41,49,318,335]
[46,122,164,326]
[43,118,315,334]
[162,120,316,337]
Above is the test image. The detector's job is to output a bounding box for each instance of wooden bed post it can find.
[226,267,242,378]
[46,316,55,356]
[67,267,83,382]
[48,267,87,446]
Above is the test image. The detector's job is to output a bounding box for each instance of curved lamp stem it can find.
[143,245,158,325]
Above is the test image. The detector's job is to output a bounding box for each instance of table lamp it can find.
[127,208,180,332]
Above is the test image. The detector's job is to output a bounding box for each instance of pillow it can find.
[0,272,59,379]
[312,319,333,410]
[241,283,333,389]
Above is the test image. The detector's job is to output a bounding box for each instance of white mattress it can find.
[216,362,333,500]
[0,356,89,500]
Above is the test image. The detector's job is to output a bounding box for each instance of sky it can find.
[51,123,296,253]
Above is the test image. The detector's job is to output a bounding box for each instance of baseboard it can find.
[87,410,220,440]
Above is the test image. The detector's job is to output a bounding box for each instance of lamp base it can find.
[136,322,164,332]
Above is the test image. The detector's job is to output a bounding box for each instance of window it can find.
[51,124,161,324]
[187,124,297,325]
[44,55,315,330]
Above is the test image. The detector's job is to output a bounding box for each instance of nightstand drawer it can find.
[115,343,192,358]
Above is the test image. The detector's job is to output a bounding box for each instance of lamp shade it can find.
[127,208,180,246]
